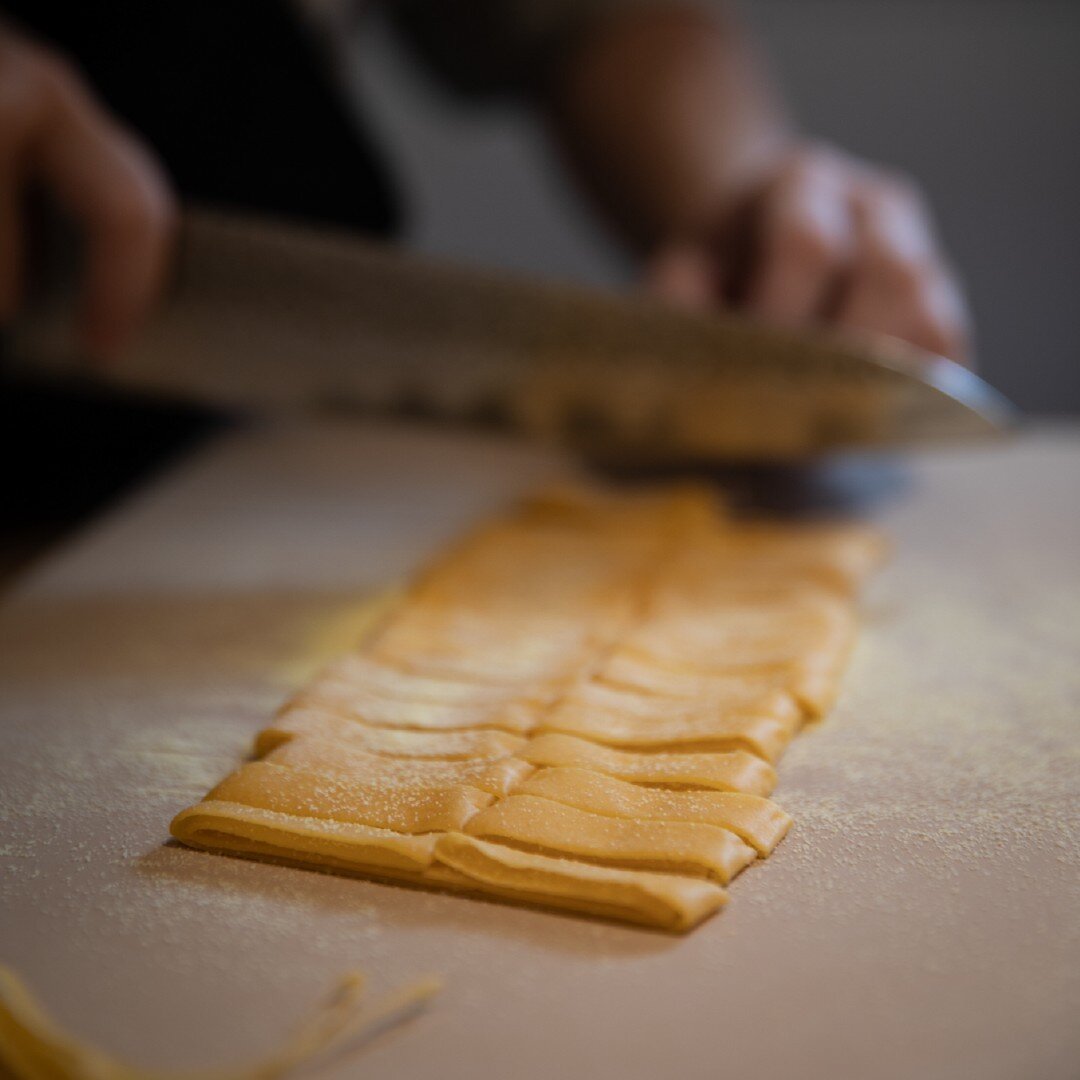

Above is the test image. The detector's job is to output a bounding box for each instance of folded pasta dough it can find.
[264,737,535,797]
[403,519,664,610]
[169,801,439,875]
[255,707,527,760]
[315,654,549,706]
[365,514,661,686]
[367,640,595,687]
[432,833,727,932]
[518,734,777,795]
[464,794,757,884]
[597,651,835,719]
[541,680,800,761]
[605,594,855,720]
[517,767,792,855]
[370,607,600,682]
[289,677,540,733]
[168,486,881,932]
[664,524,887,596]
[623,593,855,671]
[202,761,493,832]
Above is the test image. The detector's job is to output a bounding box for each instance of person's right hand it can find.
[0,22,176,362]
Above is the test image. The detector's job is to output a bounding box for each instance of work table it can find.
[1,420,1077,1079]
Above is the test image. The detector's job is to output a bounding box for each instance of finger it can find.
[29,57,176,361]
[75,137,177,362]
[0,154,22,323]
[745,148,855,324]
[836,177,971,362]
[0,38,33,323]
[646,241,723,311]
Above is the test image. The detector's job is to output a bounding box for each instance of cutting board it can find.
[1,421,1077,1079]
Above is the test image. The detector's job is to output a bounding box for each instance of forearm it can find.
[546,3,792,249]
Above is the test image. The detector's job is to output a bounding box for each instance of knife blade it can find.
[7,207,1013,461]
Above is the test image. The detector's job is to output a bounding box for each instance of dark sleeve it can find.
[1,0,402,235]
[384,0,678,100]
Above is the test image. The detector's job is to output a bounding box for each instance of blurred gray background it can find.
[352,0,1080,414]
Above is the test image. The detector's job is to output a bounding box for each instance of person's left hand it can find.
[646,143,971,363]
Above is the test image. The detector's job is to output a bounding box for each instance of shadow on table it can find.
[595,454,909,519]
[136,840,688,960]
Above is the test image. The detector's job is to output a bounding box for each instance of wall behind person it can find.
[351,1,1080,414]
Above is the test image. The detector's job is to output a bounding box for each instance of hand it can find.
[0,23,176,362]
[647,143,971,363]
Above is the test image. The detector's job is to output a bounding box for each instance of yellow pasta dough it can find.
[170,484,881,931]
[540,678,801,760]
[203,761,493,833]
[431,833,728,932]
[312,654,547,706]
[264,737,535,797]
[596,650,839,720]
[255,707,527,760]
[464,794,757,884]
[518,733,777,795]
[665,523,887,597]
[515,768,792,856]
[288,675,541,733]
[170,801,441,875]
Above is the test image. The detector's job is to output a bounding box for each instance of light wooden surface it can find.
[1,420,1077,1079]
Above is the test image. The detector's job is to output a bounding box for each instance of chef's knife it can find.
[6,207,1013,461]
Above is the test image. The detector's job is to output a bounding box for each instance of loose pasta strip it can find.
[431,833,728,932]
[254,707,527,760]
[264,737,534,798]
[517,767,792,855]
[0,964,442,1080]
[464,794,756,884]
[201,761,492,833]
[518,734,777,795]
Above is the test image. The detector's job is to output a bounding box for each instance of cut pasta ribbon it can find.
[0,963,441,1080]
